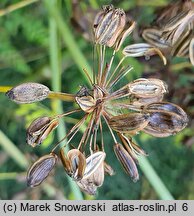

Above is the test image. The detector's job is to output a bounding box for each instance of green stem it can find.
[44,0,92,85]
[138,156,174,200]
[0,130,29,169]
[49,0,83,200]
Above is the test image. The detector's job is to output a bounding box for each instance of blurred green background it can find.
[0,0,194,200]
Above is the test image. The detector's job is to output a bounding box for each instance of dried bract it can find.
[27,153,57,187]
[6,83,50,104]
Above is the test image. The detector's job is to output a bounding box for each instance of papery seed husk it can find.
[67,149,86,180]
[130,94,164,107]
[189,37,194,65]
[143,110,188,137]
[123,43,153,57]
[95,9,114,41]
[106,9,126,47]
[26,118,58,147]
[114,143,139,182]
[104,161,115,176]
[145,102,188,121]
[114,21,136,51]
[163,10,194,32]
[36,120,59,145]
[109,112,149,133]
[83,151,106,180]
[128,78,168,98]
[27,117,51,136]
[27,153,57,187]
[75,96,96,113]
[142,28,170,49]
[6,83,50,104]
[76,178,97,196]
[97,10,122,46]
[60,148,73,176]
[89,162,105,187]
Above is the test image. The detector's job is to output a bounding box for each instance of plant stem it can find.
[49,0,83,200]
[138,156,174,200]
[0,130,29,169]
[44,0,92,85]
[0,0,39,17]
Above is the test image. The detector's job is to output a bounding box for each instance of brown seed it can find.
[76,178,97,196]
[27,153,57,187]
[128,78,168,98]
[26,117,59,147]
[67,149,86,180]
[114,143,139,182]
[143,102,188,137]
[83,151,106,179]
[75,96,96,113]
[60,148,86,180]
[109,112,149,134]
[104,161,115,176]
[6,82,50,104]
[189,37,194,65]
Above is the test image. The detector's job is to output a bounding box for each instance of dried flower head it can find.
[5,4,188,195]
[142,0,194,65]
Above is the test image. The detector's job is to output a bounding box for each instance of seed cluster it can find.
[142,0,194,65]
[6,4,189,196]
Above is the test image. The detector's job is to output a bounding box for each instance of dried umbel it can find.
[142,0,194,65]
[4,4,189,196]
[27,153,58,187]
[6,83,50,104]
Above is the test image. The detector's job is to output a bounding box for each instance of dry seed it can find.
[114,21,136,51]
[189,37,194,65]
[60,148,73,176]
[123,43,153,57]
[67,149,86,180]
[6,83,50,104]
[128,78,168,98]
[76,178,97,195]
[95,9,114,41]
[83,151,106,180]
[97,11,121,45]
[143,110,188,137]
[104,161,115,176]
[114,143,139,182]
[109,112,149,133]
[145,102,187,116]
[75,95,96,113]
[26,118,58,147]
[27,153,57,187]
[142,28,169,49]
